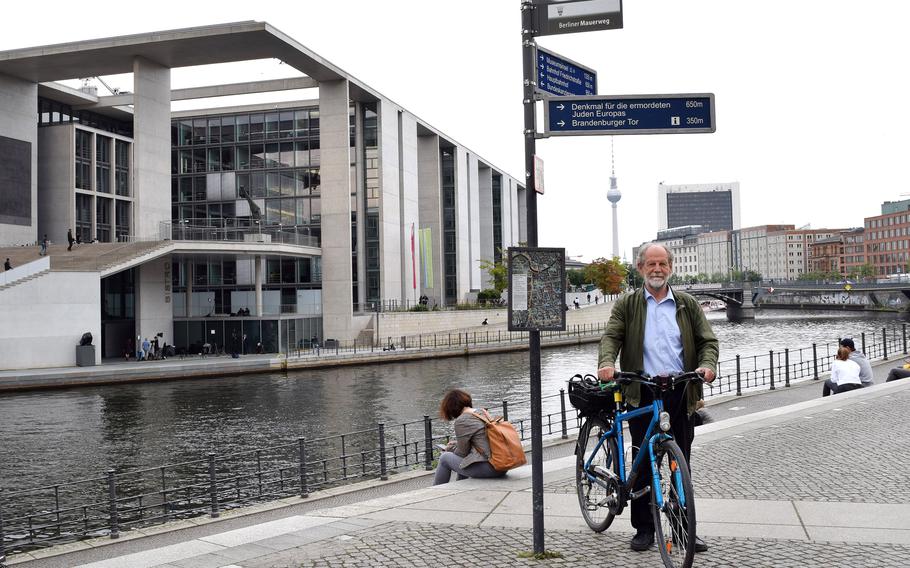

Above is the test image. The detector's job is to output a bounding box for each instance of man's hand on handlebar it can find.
[597,366,615,381]
[696,367,716,383]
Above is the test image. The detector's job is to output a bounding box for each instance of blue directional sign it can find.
[535,46,596,97]
[543,94,716,137]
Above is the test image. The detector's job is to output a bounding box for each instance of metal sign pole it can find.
[521,0,545,554]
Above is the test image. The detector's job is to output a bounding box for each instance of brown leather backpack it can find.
[472,410,527,472]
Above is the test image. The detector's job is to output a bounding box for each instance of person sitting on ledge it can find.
[885,359,910,382]
[823,346,862,396]
[433,389,506,485]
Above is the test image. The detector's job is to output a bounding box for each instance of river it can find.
[1,309,907,492]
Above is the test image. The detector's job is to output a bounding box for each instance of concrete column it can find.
[455,147,471,301]
[0,73,38,246]
[185,260,193,318]
[379,99,402,305]
[132,57,171,240]
[137,259,174,348]
[319,80,354,341]
[399,112,420,305]
[255,255,263,317]
[417,134,443,306]
[516,184,527,244]
[727,282,756,321]
[478,166,494,289]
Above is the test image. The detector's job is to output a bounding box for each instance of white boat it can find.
[700,300,726,312]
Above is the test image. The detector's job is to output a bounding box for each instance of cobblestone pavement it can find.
[243,521,910,568]
[546,384,910,503]
[691,388,910,502]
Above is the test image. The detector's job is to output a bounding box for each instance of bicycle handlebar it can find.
[611,370,704,391]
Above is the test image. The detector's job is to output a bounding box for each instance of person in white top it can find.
[823,346,862,396]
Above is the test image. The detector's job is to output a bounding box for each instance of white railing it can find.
[0,256,50,288]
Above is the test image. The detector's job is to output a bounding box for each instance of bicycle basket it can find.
[568,374,616,416]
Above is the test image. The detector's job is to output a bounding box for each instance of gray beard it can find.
[646,276,668,290]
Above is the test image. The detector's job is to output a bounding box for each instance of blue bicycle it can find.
[571,370,703,568]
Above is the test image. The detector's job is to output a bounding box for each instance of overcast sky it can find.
[4,1,909,262]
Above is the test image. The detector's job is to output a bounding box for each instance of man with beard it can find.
[597,242,718,553]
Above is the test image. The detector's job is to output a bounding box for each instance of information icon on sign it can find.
[670,116,681,126]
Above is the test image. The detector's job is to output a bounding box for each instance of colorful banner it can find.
[410,223,417,289]
[420,228,433,289]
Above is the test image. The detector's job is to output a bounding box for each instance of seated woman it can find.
[433,389,507,485]
[823,346,862,396]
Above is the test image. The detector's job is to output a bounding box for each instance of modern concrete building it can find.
[696,230,733,279]
[657,182,741,233]
[0,22,526,369]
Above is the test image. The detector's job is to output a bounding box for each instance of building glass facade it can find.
[441,147,457,305]
[492,173,503,263]
[170,108,322,244]
[666,191,733,233]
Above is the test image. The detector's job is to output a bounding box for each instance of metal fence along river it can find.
[1,311,908,557]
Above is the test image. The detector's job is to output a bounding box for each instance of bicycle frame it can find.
[583,396,684,511]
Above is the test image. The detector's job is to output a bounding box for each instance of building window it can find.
[441,147,457,305]
[115,140,130,196]
[75,130,92,190]
[96,135,111,194]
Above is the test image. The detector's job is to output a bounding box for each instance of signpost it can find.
[544,93,715,136]
[533,0,623,36]
[535,46,597,97]
[508,248,566,331]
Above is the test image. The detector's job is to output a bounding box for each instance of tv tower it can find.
[606,137,621,259]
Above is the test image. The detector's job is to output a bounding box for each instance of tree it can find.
[566,268,586,288]
[479,254,507,295]
[584,257,628,295]
[624,261,643,289]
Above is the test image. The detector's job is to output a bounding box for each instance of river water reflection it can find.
[1,309,907,490]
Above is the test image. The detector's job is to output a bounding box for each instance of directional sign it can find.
[543,93,715,137]
[535,46,596,97]
[533,0,623,37]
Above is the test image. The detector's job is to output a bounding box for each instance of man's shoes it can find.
[694,536,708,553]
[630,530,654,551]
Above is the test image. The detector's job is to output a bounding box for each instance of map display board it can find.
[508,247,566,331]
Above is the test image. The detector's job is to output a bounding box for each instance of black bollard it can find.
[423,416,433,471]
[736,355,742,396]
[813,343,819,380]
[378,424,388,481]
[299,437,309,498]
[208,453,219,518]
[769,350,775,390]
[107,469,120,539]
[785,348,790,388]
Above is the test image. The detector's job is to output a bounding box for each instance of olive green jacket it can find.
[597,287,719,415]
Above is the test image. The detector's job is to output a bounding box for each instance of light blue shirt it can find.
[643,287,684,376]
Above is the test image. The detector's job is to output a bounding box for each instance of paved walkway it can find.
[9,372,910,567]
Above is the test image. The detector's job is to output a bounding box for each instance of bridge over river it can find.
[676,281,910,320]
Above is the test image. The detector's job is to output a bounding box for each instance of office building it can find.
[0,22,526,369]
[658,182,741,233]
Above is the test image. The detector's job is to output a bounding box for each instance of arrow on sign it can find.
[557,120,565,127]
[556,104,565,111]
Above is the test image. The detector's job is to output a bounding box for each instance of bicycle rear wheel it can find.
[651,439,696,568]
[575,416,620,532]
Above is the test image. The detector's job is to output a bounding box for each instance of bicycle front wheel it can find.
[575,416,619,532]
[651,439,696,568]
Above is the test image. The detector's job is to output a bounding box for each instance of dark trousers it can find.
[822,380,862,396]
[628,384,693,533]
[886,368,910,382]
